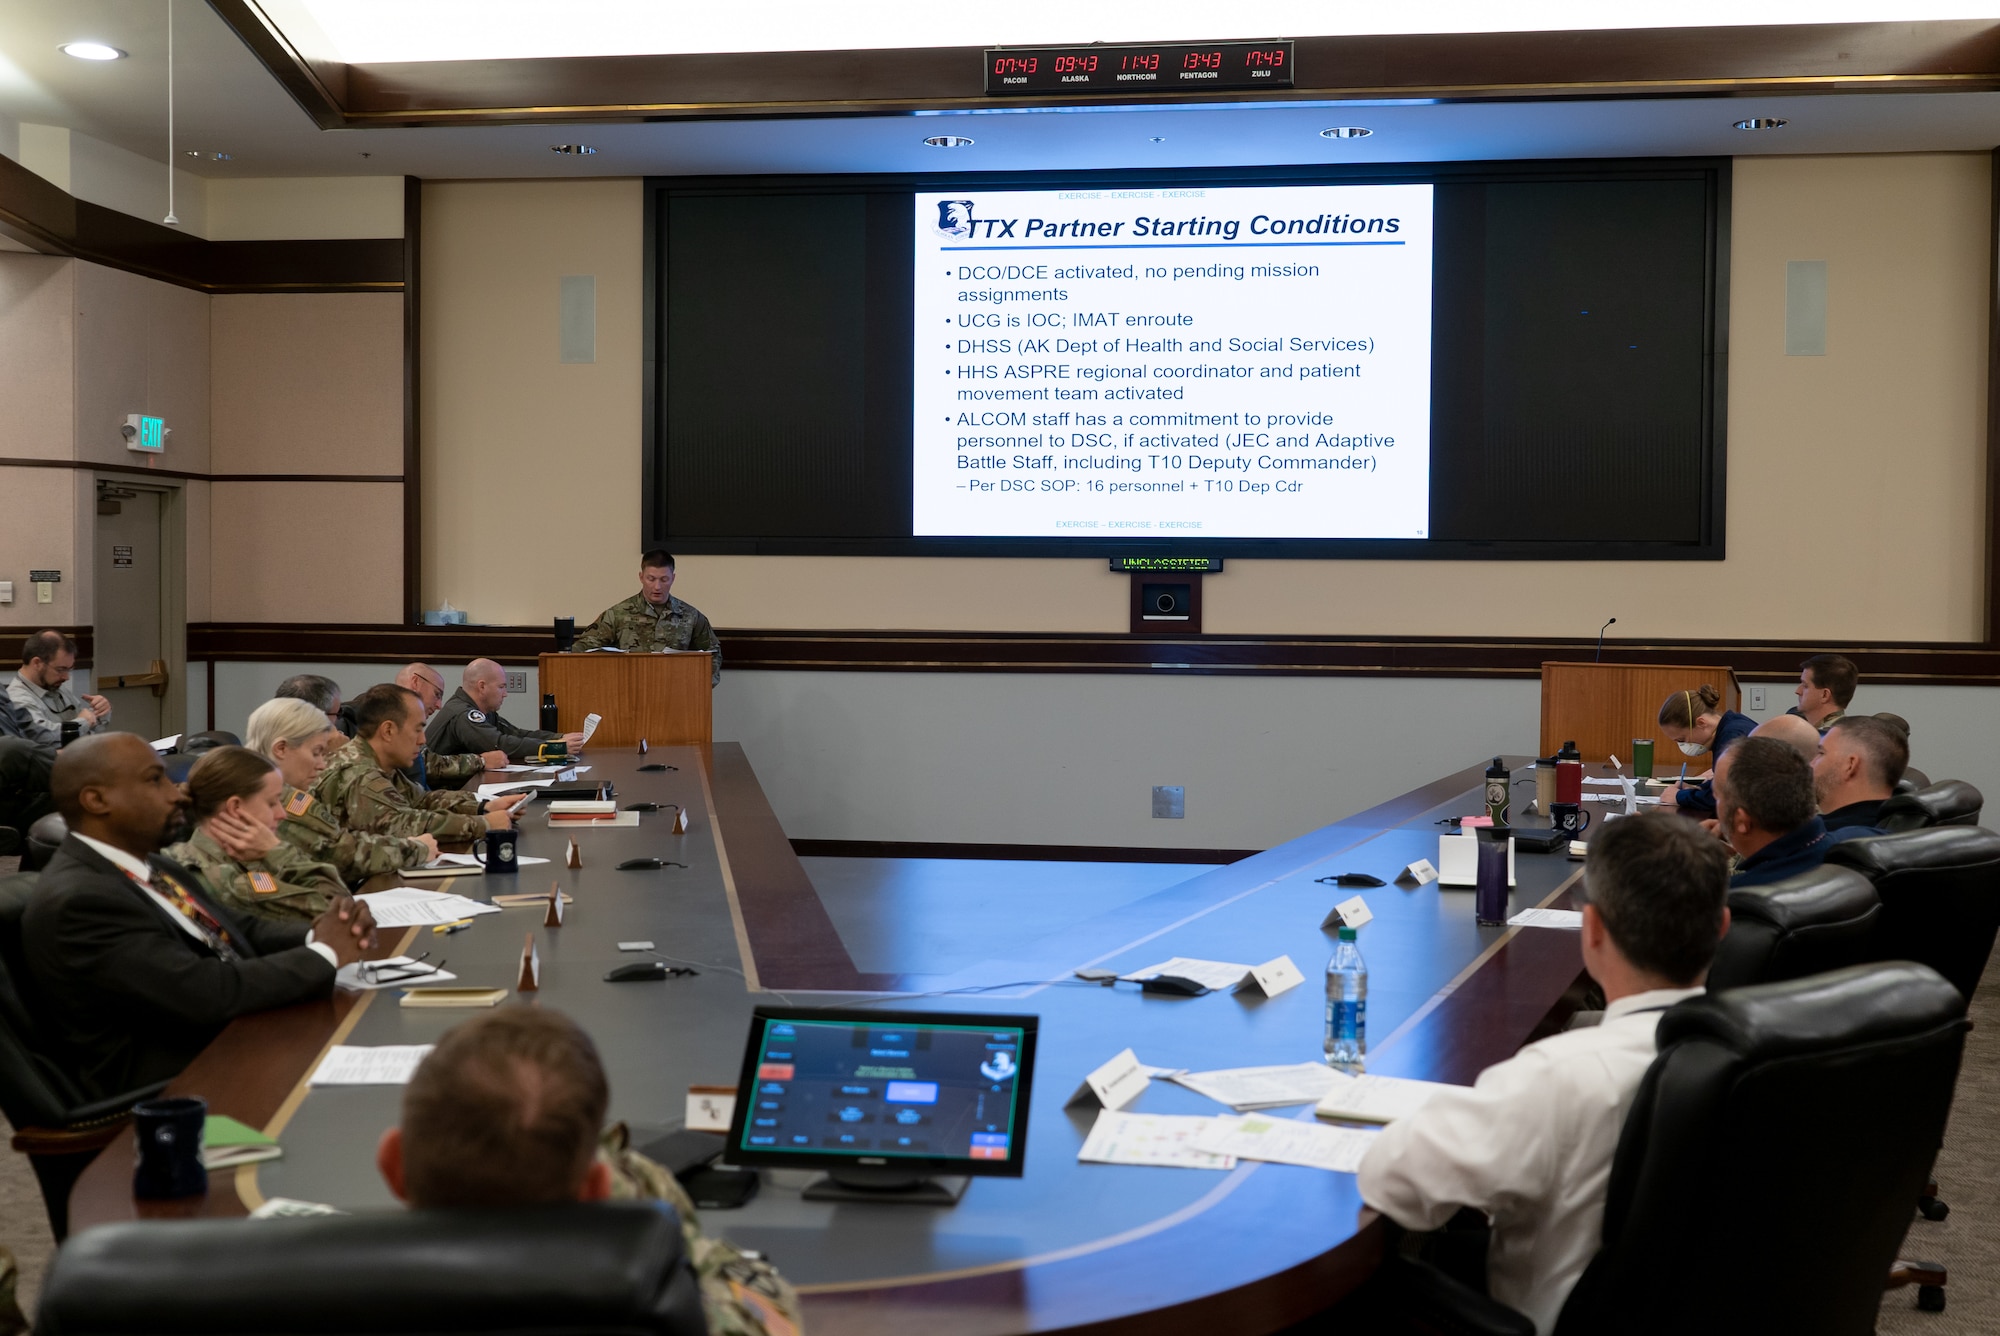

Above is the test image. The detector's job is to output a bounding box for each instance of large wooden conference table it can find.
[70,747,1594,1334]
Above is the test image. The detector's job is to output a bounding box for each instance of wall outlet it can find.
[36,583,52,604]
[0,581,11,604]
[1152,785,1185,819]
[1748,686,1766,711]
[505,670,528,694]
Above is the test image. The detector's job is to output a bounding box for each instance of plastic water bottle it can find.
[1324,926,1367,1072]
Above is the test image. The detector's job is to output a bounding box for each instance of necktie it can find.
[132,865,239,962]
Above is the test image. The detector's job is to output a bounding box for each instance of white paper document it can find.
[1169,1062,1350,1111]
[1313,1074,1456,1124]
[335,956,460,991]
[579,712,602,747]
[357,887,503,926]
[475,780,554,800]
[496,764,541,773]
[151,734,181,752]
[250,1197,346,1219]
[428,852,550,870]
[309,1044,434,1086]
[1195,1113,1379,1173]
[1507,907,1584,930]
[1079,1111,1237,1170]
[1119,957,1254,991]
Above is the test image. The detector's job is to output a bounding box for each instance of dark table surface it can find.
[70,747,1598,1335]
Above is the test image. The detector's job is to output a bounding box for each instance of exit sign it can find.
[124,413,166,453]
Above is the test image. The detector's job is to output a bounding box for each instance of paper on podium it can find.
[1079,1110,1236,1170]
[1313,1074,1456,1124]
[310,1045,433,1086]
[1193,1113,1379,1173]
[1169,1062,1349,1111]
[1437,833,1515,888]
[1065,1048,1154,1111]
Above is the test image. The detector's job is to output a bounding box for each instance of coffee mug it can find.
[1550,802,1592,841]
[133,1096,208,1200]
[482,826,520,873]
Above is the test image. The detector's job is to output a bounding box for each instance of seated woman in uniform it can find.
[1657,684,1756,818]
[245,697,437,886]
[168,746,350,922]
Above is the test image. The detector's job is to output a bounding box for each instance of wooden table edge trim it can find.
[695,745,765,992]
[235,925,419,1213]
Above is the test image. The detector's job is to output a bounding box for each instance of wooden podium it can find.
[1540,662,1740,775]
[538,652,713,747]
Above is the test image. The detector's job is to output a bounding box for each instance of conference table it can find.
[70,747,1599,1334]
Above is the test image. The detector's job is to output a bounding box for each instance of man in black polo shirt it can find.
[1814,715,1907,834]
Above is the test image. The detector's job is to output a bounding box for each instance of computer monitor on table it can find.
[724,1007,1039,1204]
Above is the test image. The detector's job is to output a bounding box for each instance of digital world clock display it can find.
[984,41,1294,95]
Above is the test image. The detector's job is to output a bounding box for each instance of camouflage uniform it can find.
[573,593,722,685]
[601,1124,802,1336]
[419,750,487,787]
[312,736,488,844]
[167,825,346,922]
[275,784,432,886]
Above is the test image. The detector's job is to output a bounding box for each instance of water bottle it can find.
[1324,926,1367,1072]
[1484,756,1510,826]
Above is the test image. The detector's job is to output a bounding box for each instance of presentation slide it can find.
[912,183,1434,539]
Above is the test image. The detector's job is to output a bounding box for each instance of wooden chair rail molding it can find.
[179,623,2000,685]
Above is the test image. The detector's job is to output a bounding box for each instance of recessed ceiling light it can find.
[60,41,126,61]
[1734,117,1787,130]
[1321,127,1372,140]
[923,135,974,148]
[550,144,598,155]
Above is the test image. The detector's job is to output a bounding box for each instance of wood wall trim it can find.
[0,626,94,668]
[1987,144,2000,643]
[0,153,401,294]
[211,20,2000,126]
[0,458,400,484]
[182,622,2000,686]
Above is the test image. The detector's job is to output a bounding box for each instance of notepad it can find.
[399,987,509,1009]
[309,1045,433,1086]
[202,1115,281,1169]
[1313,1074,1456,1124]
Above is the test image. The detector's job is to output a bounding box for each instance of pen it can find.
[433,919,474,935]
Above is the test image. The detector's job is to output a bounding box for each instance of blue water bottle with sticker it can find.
[1324,926,1367,1072]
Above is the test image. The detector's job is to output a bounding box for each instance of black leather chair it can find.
[20,812,66,872]
[1706,865,1880,992]
[1826,826,2000,1007]
[1360,964,1967,1334]
[0,873,167,1238]
[38,1201,708,1336]
[1874,780,1983,835]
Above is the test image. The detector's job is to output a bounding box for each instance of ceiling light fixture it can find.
[923,135,974,148]
[550,144,598,155]
[1321,126,1372,139]
[60,41,125,61]
[1734,117,1787,130]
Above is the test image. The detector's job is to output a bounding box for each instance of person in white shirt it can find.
[1357,813,1734,1334]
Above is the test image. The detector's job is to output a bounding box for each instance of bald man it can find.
[1749,713,1823,762]
[425,659,584,763]
[393,662,506,788]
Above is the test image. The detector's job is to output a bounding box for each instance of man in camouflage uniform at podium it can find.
[572,551,722,687]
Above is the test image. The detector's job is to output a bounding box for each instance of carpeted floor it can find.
[1,840,1996,1329]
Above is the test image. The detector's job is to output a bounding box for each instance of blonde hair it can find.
[246,696,338,758]
[1658,684,1722,730]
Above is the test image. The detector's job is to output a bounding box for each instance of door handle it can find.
[104,659,170,698]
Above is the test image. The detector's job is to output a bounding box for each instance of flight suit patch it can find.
[467,710,487,723]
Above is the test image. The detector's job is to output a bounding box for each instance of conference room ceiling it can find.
[5,1,2000,185]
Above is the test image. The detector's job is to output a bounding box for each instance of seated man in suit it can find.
[21,733,377,1101]
[1717,736,1838,887]
[1357,814,1731,1333]
[426,658,582,763]
[1814,715,1908,833]
[376,1008,802,1336]
[314,685,527,844]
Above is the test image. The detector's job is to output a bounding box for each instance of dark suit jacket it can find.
[22,835,337,1101]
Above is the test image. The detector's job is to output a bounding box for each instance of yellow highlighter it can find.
[432,919,474,935]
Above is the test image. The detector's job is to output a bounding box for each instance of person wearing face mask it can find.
[167,747,349,923]
[247,697,438,885]
[1655,684,1755,818]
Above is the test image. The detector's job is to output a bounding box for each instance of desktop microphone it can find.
[1596,617,1617,662]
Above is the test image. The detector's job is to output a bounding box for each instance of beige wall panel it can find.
[73,262,211,473]
[209,481,402,623]
[422,178,643,624]
[0,466,80,625]
[184,479,211,623]
[0,255,75,461]
[211,293,403,475]
[206,176,405,241]
[418,155,1988,640]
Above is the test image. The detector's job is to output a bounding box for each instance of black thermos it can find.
[540,693,559,732]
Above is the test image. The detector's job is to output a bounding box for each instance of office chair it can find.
[1873,780,1983,835]
[20,813,65,873]
[37,1201,709,1336]
[0,874,167,1238]
[1356,964,1966,1334]
[1705,865,1880,992]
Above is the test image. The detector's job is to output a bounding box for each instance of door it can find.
[93,482,168,740]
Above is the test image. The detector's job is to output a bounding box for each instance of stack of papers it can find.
[475,779,554,800]
[357,887,503,926]
[1168,1062,1350,1111]
[202,1115,281,1169]
[1193,1114,1379,1173]
[309,1045,434,1086]
[1507,907,1583,930]
[1078,1111,1237,1170]
[1313,1073,1456,1124]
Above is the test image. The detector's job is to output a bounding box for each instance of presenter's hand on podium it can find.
[479,749,509,770]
